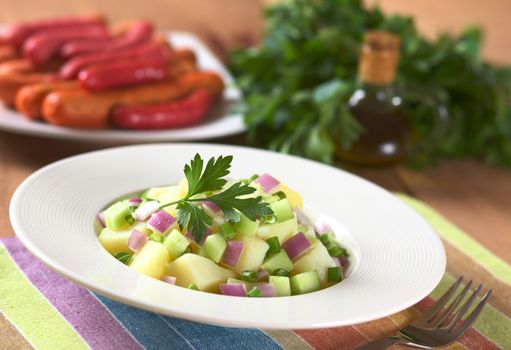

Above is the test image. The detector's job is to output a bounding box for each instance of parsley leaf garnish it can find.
[206,182,274,223]
[161,154,273,242]
[176,201,212,242]
[184,154,232,199]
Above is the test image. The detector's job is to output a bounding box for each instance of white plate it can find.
[0,32,245,142]
[10,144,445,329]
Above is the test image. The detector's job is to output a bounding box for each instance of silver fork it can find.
[355,277,492,349]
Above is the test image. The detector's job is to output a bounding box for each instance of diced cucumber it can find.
[292,243,337,286]
[234,235,270,274]
[270,199,294,223]
[129,241,169,279]
[290,271,320,295]
[165,253,236,293]
[262,194,278,204]
[104,201,133,231]
[203,234,227,263]
[220,222,237,240]
[233,214,259,236]
[262,250,293,273]
[269,276,291,296]
[163,229,190,261]
[256,215,297,243]
[327,266,343,283]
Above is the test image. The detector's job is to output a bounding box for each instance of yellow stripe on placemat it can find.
[0,242,88,350]
[397,194,511,286]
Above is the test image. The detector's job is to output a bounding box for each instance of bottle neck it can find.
[358,40,399,86]
[350,81,396,106]
[358,81,394,95]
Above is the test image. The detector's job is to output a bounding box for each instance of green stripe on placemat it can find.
[397,194,511,286]
[0,242,88,350]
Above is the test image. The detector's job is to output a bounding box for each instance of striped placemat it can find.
[1,195,510,350]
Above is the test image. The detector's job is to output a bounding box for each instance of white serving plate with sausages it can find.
[10,143,446,329]
[0,32,245,142]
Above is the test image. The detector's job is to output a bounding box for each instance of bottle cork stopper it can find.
[358,31,400,85]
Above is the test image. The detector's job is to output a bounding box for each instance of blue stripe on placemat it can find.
[95,294,282,350]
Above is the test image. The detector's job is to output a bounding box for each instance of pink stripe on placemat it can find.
[2,238,143,350]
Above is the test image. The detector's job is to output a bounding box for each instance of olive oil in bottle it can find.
[335,31,411,166]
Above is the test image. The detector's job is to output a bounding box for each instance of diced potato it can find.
[177,178,188,198]
[165,253,236,292]
[278,183,303,209]
[145,186,175,201]
[99,223,144,254]
[292,243,336,286]
[234,235,270,274]
[145,186,180,216]
[257,215,298,244]
[129,241,170,279]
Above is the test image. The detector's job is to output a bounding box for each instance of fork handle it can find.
[354,336,405,350]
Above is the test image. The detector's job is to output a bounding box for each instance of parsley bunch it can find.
[230,0,511,166]
[161,154,273,242]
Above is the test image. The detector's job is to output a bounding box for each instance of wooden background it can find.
[0,0,510,265]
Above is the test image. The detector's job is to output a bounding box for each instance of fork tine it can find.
[451,289,492,336]
[422,276,463,322]
[429,280,472,327]
[445,284,482,329]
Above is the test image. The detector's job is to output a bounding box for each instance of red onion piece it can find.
[257,269,269,280]
[220,283,246,297]
[128,229,148,252]
[222,241,243,267]
[134,200,159,221]
[97,211,105,227]
[161,275,176,285]
[313,219,332,234]
[185,228,212,246]
[338,256,348,266]
[128,197,142,207]
[333,256,349,275]
[202,201,220,214]
[254,173,280,193]
[147,210,176,234]
[282,232,311,261]
[293,207,312,227]
[257,283,276,297]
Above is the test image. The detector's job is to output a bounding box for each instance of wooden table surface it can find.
[1,0,510,266]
